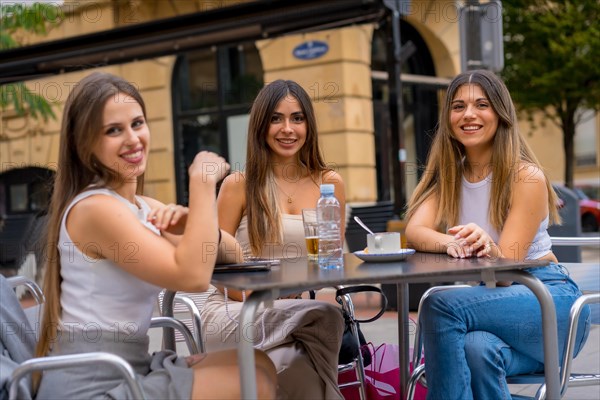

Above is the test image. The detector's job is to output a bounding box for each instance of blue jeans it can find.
[420,263,591,400]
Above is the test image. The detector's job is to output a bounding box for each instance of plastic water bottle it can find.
[317,184,343,269]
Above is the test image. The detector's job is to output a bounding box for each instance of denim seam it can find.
[495,348,510,400]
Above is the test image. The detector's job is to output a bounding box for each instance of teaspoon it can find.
[353,216,375,235]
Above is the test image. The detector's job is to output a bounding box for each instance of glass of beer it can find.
[302,208,319,259]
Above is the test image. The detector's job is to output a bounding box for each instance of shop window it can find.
[9,184,28,213]
[0,167,54,215]
[371,21,438,204]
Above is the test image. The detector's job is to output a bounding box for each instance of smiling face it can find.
[93,92,149,184]
[266,95,307,162]
[450,84,499,152]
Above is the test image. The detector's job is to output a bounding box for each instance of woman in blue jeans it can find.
[404,70,591,399]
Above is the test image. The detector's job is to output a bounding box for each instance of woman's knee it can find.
[464,331,516,376]
[420,290,449,318]
[464,331,499,363]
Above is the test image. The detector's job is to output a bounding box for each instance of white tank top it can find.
[59,188,161,337]
[235,214,306,259]
[459,175,552,260]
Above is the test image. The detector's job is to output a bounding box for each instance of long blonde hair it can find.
[245,80,328,255]
[405,70,560,231]
[36,72,146,362]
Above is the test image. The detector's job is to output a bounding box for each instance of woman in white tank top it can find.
[35,72,276,399]
[203,80,347,399]
[404,70,590,399]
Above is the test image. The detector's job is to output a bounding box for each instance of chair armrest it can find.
[9,352,145,400]
[559,292,600,396]
[6,276,44,305]
[158,290,205,353]
[150,316,200,355]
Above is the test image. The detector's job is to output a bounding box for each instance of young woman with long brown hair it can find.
[35,72,276,399]
[201,79,346,399]
[405,70,590,399]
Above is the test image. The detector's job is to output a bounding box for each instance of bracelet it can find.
[217,228,222,245]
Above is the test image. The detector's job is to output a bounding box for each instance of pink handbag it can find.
[339,343,427,400]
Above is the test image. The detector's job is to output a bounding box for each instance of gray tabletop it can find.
[209,252,557,399]
[210,252,550,292]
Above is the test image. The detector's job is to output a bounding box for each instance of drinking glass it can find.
[301,208,319,260]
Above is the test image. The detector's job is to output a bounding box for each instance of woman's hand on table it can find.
[447,223,498,258]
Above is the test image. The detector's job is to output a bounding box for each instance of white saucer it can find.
[353,249,416,262]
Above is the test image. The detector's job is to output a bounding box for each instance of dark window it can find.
[1,167,54,215]
[172,43,263,204]
[371,21,439,204]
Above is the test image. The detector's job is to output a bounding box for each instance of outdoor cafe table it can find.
[206,252,557,400]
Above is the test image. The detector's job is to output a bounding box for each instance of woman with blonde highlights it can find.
[405,70,590,399]
[35,72,276,399]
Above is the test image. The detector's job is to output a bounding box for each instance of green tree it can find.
[1,2,61,121]
[501,0,600,188]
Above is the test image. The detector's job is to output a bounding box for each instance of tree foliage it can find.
[1,2,62,121]
[501,0,600,187]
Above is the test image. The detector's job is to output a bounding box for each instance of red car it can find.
[574,187,600,232]
[553,185,600,232]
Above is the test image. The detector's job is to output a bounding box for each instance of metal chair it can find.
[407,236,600,400]
[4,275,199,400]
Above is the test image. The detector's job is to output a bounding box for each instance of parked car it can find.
[553,185,600,233]
[573,187,600,232]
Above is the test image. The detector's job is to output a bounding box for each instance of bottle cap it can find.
[320,184,335,195]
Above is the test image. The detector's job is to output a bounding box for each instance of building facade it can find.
[1,0,598,224]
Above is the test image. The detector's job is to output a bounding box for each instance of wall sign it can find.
[293,40,329,60]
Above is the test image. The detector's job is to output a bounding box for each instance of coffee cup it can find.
[367,232,401,254]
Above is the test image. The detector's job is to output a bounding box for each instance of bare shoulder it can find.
[68,193,137,233]
[71,193,130,216]
[514,162,548,199]
[322,169,345,186]
[217,171,246,213]
[516,162,547,187]
[221,171,246,193]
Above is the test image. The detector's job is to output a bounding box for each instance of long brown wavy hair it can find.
[35,72,146,362]
[245,80,328,255]
[405,69,560,231]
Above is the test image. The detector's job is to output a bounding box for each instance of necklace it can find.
[274,178,299,203]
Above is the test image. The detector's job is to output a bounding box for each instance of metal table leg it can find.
[397,282,410,400]
[238,290,273,399]
[498,270,560,400]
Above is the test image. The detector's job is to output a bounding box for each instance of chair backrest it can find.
[346,201,396,252]
[550,236,600,247]
[550,235,600,264]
